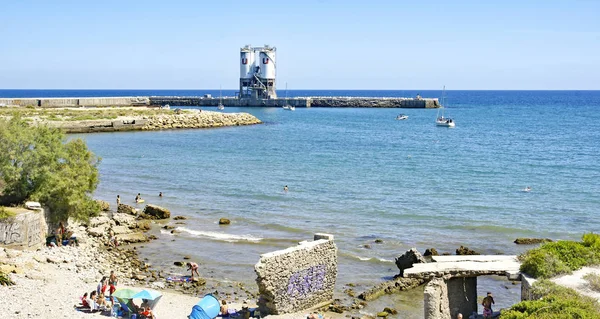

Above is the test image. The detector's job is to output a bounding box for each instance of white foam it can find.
[160,229,174,236]
[176,227,262,242]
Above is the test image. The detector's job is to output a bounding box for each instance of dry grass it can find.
[583,273,600,292]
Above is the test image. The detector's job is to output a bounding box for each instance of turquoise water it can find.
[9,89,599,316]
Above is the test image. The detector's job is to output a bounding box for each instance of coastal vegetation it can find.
[518,233,600,279]
[500,279,600,318]
[583,273,600,292]
[0,106,175,122]
[0,116,100,222]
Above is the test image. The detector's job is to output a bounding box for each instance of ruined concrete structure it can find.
[403,254,521,319]
[255,233,337,315]
[0,208,47,249]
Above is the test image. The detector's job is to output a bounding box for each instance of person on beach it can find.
[116,195,121,206]
[81,292,89,308]
[186,262,200,279]
[97,291,109,310]
[159,192,163,197]
[135,193,142,203]
[109,271,118,295]
[482,292,495,318]
[55,222,66,246]
[89,290,99,312]
[456,313,463,319]
[220,300,229,316]
[283,185,288,192]
[96,277,106,295]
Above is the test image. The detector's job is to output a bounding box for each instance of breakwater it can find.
[45,111,262,133]
[0,96,440,108]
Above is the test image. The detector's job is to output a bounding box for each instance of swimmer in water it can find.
[524,186,531,192]
[283,185,289,192]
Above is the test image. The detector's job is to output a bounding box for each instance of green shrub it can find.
[583,273,600,292]
[500,280,600,319]
[519,233,600,279]
[0,207,16,220]
[582,233,600,249]
[0,271,14,286]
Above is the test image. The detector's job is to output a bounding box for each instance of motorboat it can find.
[396,114,408,120]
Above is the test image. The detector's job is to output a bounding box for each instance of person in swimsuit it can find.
[283,185,288,192]
[482,292,495,318]
[186,262,200,279]
[109,271,118,295]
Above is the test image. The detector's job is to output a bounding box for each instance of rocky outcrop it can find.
[219,218,231,225]
[95,200,110,211]
[424,248,439,256]
[395,248,427,277]
[141,205,170,220]
[456,246,479,255]
[117,204,137,215]
[309,97,440,108]
[141,111,262,130]
[514,238,552,245]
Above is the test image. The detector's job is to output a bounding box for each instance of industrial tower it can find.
[239,45,277,99]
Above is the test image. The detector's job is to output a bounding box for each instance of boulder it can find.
[424,248,439,256]
[376,312,389,317]
[95,200,110,211]
[395,248,427,277]
[142,205,171,219]
[374,239,384,244]
[173,216,187,220]
[112,226,132,235]
[0,264,17,273]
[118,233,149,243]
[113,213,137,228]
[218,218,231,225]
[118,204,137,215]
[87,226,107,237]
[136,220,151,231]
[89,215,111,228]
[456,245,479,255]
[174,261,184,266]
[514,238,552,245]
[383,307,398,315]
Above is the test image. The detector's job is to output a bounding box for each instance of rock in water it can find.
[514,238,552,245]
[118,203,137,215]
[142,205,171,219]
[424,248,439,256]
[395,248,426,277]
[218,218,231,225]
[456,245,479,255]
[95,200,110,211]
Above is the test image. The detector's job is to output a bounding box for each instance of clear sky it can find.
[1,0,599,89]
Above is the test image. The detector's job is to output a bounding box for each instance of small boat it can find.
[436,86,455,127]
[217,85,224,110]
[396,114,408,120]
[283,83,295,111]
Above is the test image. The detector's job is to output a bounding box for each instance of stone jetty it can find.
[38,110,262,133]
[0,96,440,108]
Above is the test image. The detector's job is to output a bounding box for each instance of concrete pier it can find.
[0,96,440,108]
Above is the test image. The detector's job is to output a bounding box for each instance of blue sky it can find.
[1,0,599,89]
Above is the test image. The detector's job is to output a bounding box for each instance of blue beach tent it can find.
[188,294,220,319]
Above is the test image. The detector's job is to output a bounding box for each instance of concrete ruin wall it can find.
[424,277,450,319]
[0,209,47,249]
[254,233,337,315]
[424,277,477,319]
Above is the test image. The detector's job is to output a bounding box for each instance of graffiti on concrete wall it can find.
[27,217,42,246]
[0,221,23,245]
[286,265,326,298]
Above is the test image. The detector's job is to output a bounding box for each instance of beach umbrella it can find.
[132,289,162,300]
[112,288,140,300]
[132,289,163,309]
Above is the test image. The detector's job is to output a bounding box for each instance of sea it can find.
[2,89,600,317]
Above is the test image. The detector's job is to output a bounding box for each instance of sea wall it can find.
[255,233,337,315]
[0,96,440,108]
[308,97,439,108]
[0,208,47,250]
